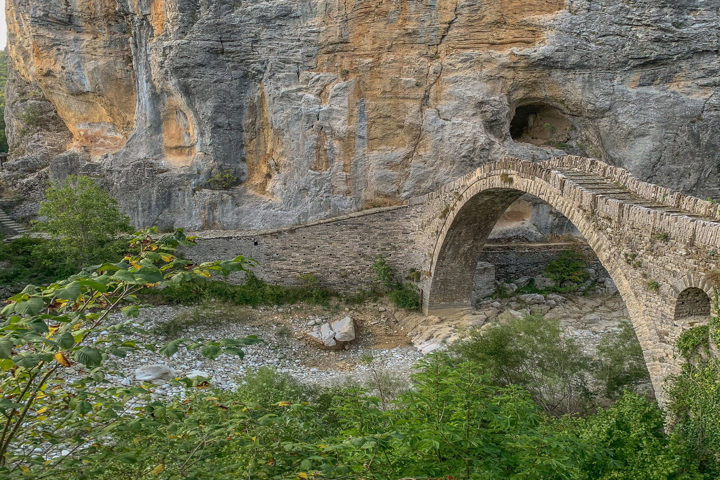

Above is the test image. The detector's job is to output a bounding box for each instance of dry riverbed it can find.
[89,290,632,397]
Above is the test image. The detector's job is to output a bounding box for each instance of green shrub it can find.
[668,359,720,477]
[146,272,333,307]
[372,255,395,291]
[545,249,590,288]
[452,314,594,415]
[206,170,241,189]
[372,255,421,310]
[592,320,652,399]
[42,356,709,480]
[676,325,710,361]
[34,175,132,267]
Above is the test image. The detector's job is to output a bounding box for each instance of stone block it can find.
[472,261,496,306]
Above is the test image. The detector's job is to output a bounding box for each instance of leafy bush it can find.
[545,250,590,289]
[451,314,594,415]
[34,175,132,267]
[372,255,421,310]
[206,170,241,190]
[592,320,652,399]
[0,235,76,288]
[147,271,333,307]
[676,325,710,361]
[668,359,720,477]
[37,356,710,480]
[0,229,258,474]
[576,392,700,479]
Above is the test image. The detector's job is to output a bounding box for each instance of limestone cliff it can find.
[2,0,719,229]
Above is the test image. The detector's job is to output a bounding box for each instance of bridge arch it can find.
[423,159,659,395]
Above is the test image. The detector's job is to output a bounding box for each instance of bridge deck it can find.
[555,168,719,222]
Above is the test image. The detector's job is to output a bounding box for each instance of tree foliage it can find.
[40,360,706,480]
[0,229,257,475]
[34,175,132,267]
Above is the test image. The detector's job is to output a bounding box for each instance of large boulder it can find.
[307,316,356,348]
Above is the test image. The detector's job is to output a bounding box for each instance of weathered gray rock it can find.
[3,0,719,228]
[307,316,355,347]
[518,293,545,305]
[546,294,566,304]
[603,278,619,295]
[134,365,176,384]
[533,276,555,290]
[331,316,356,342]
[319,323,337,347]
[472,261,496,306]
[498,309,525,323]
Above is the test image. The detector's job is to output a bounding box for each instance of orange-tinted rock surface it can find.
[3,0,719,229]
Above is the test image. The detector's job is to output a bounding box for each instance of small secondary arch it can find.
[674,287,711,321]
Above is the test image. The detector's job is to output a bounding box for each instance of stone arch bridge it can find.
[190,156,720,401]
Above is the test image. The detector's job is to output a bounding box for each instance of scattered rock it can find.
[307,316,356,348]
[518,293,545,304]
[533,275,555,290]
[134,365,176,384]
[546,293,566,303]
[497,309,525,323]
[472,261,496,305]
[603,277,618,294]
[320,323,337,347]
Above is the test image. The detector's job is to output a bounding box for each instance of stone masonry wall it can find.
[187,206,426,293]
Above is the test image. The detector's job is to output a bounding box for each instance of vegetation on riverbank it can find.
[1,175,719,478]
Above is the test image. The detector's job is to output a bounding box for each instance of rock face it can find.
[3,0,719,229]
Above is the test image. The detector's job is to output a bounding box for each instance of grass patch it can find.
[143,272,334,307]
[373,256,421,310]
[0,235,127,294]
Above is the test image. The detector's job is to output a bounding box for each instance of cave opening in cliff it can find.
[510,104,574,148]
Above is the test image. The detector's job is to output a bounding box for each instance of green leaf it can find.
[76,278,109,293]
[74,347,102,367]
[110,348,128,358]
[0,340,13,359]
[111,269,137,283]
[55,281,81,301]
[15,354,40,369]
[121,305,140,318]
[58,332,75,350]
[160,340,181,357]
[14,297,45,316]
[135,266,163,283]
[200,345,221,360]
[76,400,93,415]
[0,398,24,411]
[28,318,49,334]
[223,347,245,359]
